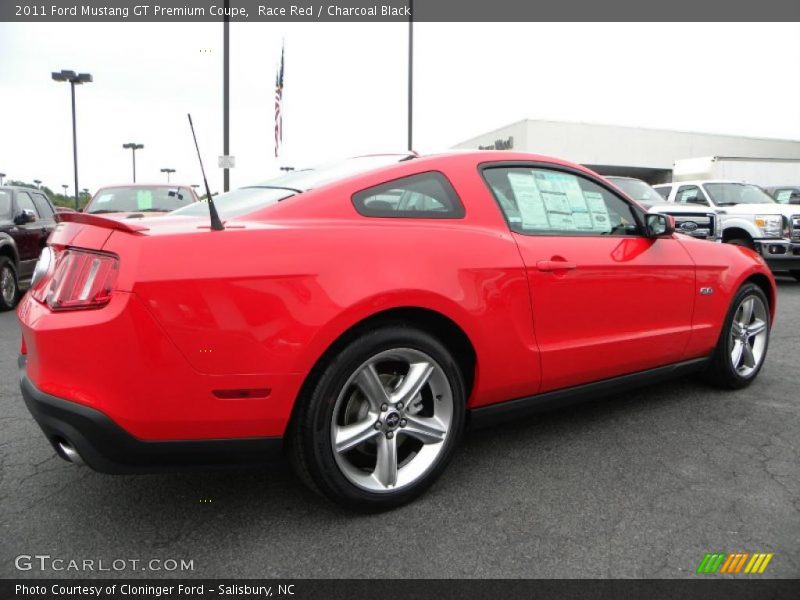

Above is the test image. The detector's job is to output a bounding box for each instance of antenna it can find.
[187,113,224,231]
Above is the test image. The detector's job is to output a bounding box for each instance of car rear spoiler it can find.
[55,212,149,233]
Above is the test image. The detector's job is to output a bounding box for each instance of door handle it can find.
[536,259,577,272]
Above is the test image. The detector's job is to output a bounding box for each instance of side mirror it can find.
[14,209,36,225]
[646,213,675,238]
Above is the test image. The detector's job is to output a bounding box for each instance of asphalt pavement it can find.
[1,279,798,579]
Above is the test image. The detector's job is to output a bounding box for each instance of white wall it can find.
[453,120,800,170]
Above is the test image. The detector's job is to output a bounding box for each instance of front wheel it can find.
[288,325,466,511]
[705,283,770,389]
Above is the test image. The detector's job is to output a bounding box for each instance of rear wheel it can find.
[705,283,770,389]
[288,325,466,511]
[0,257,19,311]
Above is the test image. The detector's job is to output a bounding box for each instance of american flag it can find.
[274,43,284,158]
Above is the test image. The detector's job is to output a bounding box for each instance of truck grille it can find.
[672,213,717,240]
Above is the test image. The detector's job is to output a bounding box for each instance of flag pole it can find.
[223,0,230,192]
[407,0,414,151]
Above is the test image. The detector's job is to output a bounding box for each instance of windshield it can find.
[173,154,412,220]
[87,186,195,214]
[607,177,664,207]
[173,187,295,220]
[704,183,775,206]
[0,190,11,217]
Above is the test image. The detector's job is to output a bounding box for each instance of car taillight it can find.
[31,248,118,310]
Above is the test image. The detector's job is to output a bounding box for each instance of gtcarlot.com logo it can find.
[697,552,773,575]
[15,554,194,572]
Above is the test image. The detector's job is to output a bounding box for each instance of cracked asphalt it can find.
[1,278,798,579]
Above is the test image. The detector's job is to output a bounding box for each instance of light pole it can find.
[33,179,42,189]
[61,184,68,197]
[160,168,175,183]
[122,143,144,182]
[0,173,5,185]
[52,70,92,210]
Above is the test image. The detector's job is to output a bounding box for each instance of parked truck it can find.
[673,156,800,187]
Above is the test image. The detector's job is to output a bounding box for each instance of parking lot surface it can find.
[1,279,798,578]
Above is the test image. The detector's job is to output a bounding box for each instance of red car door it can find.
[482,164,696,393]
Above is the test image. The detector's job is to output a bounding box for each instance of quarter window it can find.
[352,172,464,218]
[482,166,640,236]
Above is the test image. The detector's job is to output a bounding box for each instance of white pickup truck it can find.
[605,176,719,241]
[653,180,800,279]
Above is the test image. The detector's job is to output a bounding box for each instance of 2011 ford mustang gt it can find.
[17,151,776,511]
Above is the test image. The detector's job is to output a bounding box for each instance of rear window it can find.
[352,172,464,218]
[87,187,194,214]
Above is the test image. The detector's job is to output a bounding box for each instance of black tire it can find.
[726,237,755,250]
[0,257,19,311]
[789,270,800,282]
[287,324,466,512]
[704,283,770,389]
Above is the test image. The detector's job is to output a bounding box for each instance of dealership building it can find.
[453,119,800,183]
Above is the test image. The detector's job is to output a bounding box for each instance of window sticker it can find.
[583,191,612,233]
[507,172,550,229]
[137,190,154,210]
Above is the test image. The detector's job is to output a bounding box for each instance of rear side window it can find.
[352,171,465,218]
[32,193,55,220]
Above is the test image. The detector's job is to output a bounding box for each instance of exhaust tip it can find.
[56,441,85,466]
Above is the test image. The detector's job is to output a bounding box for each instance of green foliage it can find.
[4,180,91,209]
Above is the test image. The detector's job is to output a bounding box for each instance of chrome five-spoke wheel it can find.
[331,348,453,492]
[729,294,768,377]
[289,325,465,510]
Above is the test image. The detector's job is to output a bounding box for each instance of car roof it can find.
[95,183,195,189]
[0,185,43,192]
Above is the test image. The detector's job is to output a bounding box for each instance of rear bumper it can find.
[19,356,284,474]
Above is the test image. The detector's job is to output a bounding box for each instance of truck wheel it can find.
[0,257,19,311]
[287,325,466,512]
[704,283,770,389]
[727,238,755,250]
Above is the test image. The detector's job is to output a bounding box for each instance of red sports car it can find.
[17,152,775,510]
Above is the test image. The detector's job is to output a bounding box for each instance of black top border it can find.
[3,0,800,22]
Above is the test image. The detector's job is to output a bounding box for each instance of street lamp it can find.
[0,173,5,185]
[160,168,175,183]
[52,69,92,210]
[61,184,68,197]
[122,143,144,182]
[33,179,42,189]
